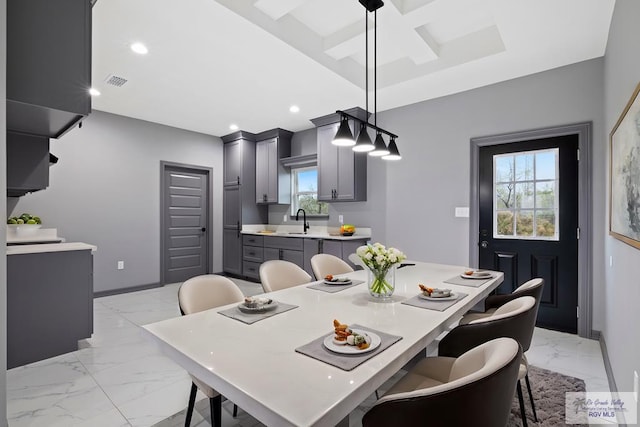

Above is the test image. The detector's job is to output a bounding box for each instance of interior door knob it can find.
[480,240,488,248]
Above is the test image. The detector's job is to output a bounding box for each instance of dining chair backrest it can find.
[484,278,544,311]
[363,337,521,427]
[310,253,354,280]
[178,274,245,315]
[439,296,537,358]
[347,253,365,270]
[259,260,312,293]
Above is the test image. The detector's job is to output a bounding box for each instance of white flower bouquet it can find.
[356,243,406,297]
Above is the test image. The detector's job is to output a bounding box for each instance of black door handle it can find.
[201,227,206,232]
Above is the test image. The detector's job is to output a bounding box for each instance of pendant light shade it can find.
[332,116,355,146]
[369,133,390,156]
[352,123,375,152]
[382,137,401,160]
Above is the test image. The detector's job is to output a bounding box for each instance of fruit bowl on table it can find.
[340,231,354,236]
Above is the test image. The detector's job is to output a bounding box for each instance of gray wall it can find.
[603,0,640,412]
[11,111,223,293]
[379,58,606,329]
[1,0,8,422]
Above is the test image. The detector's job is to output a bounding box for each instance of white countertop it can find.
[7,242,97,255]
[143,262,503,426]
[242,224,371,241]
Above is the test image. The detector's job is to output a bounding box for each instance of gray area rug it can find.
[508,365,586,427]
[155,365,586,427]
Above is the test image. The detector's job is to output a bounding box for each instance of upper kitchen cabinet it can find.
[7,0,92,138]
[6,132,50,197]
[255,128,292,204]
[312,109,368,202]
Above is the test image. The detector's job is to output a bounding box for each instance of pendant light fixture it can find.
[332,0,401,160]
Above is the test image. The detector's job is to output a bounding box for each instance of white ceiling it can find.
[91,0,615,137]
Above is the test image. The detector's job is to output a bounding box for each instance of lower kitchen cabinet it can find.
[242,235,369,282]
[7,248,94,369]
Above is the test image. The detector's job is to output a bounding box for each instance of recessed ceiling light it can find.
[130,42,148,55]
[289,105,300,113]
[229,124,239,131]
[89,87,101,96]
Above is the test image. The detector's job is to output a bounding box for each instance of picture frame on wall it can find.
[610,81,640,249]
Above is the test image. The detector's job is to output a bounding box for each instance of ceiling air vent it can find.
[105,74,128,87]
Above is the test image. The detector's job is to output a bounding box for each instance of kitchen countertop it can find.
[7,242,98,255]
[241,224,371,241]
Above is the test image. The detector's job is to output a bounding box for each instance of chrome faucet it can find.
[295,208,310,234]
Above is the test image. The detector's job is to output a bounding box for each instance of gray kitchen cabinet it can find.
[6,132,50,197]
[223,228,243,276]
[255,129,292,204]
[222,132,268,276]
[244,234,369,281]
[303,238,322,277]
[322,239,343,258]
[7,0,91,138]
[7,248,93,368]
[242,235,264,280]
[313,111,368,202]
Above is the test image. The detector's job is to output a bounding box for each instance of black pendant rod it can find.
[374,8,377,128]
[336,110,398,139]
[365,6,369,122]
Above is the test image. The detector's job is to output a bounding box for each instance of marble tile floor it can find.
[7,278,611,427]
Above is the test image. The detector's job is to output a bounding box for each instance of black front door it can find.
[478,134,579,333]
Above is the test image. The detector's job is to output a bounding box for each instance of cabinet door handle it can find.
[279,249,283,260]
[237,176,240,185]
[237,221,240,238]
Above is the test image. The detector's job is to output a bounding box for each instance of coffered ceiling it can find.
[91,0,615,136]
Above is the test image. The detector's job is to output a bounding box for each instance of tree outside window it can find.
[494,149,559,240]
[291,167,328,216]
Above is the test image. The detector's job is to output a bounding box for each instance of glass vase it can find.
[367,266,396,299]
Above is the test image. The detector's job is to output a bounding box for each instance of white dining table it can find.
[142,262,503,427]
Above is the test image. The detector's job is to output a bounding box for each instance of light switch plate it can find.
[283,215,287,222]
[455,207,469,218]
[338,215,343,224]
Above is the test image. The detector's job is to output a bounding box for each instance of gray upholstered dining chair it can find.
[310,253,354,280]
[460,277,544,324]
[178,274,244,427]
[259,260,312,293]
[440,296,539,427]
[362,337,522,427]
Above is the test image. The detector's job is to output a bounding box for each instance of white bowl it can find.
[9,223,42,236]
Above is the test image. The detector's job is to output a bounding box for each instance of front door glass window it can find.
[494,148,559,240]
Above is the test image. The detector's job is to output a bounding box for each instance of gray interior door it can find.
[162,165,209,284]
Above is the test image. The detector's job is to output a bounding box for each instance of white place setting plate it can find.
[460,271,493,279]
[323,278,352,285]
[323,330,381,354]
[419,292,458,301]
[237,301,278,314]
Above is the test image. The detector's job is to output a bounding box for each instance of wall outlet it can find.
[634,370,638,402]
[283,214,287,222]
[338,215,343,224]
[117,261,124,270]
